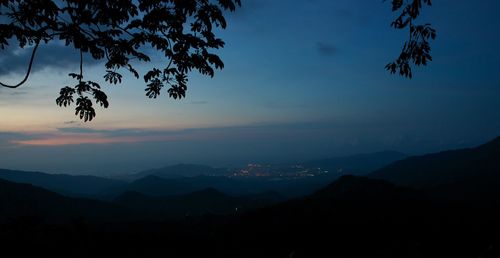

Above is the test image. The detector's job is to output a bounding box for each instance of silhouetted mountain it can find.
[129,164,227,180]
[2,174,499,258]
[113,188,284,218]
[244,190,285,203]
[109,173,344,199]
[112,175,285,196]
[370,136,500,202]
[304,150,407,175]
[0,178,135,222]
[113,175,239,196]
[311,175,423,202]
[216,175,499,257]
[0,169,125,197]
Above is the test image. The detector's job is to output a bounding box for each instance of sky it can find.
[1,0,500,175]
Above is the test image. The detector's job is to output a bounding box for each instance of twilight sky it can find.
[1,0,500,175]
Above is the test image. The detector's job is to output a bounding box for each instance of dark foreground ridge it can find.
[370,136,500,203]
[1,137,500,257]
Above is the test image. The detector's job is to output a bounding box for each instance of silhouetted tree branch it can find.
[0,0,241,121]
[0,39,39,88]
[386,0,436,78]
[0,0,435,121]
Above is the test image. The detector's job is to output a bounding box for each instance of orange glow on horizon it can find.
[13,135,179,146]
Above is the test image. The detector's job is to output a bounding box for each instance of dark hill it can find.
[216,175,499,257]
[130,164,226,180]
[369,136,500,202]
[0,178,135,223]
[311,175,423,202]
[113,187,284,218]
[0,169,125,197]
[111,174,342,198]
[115,175,243,196]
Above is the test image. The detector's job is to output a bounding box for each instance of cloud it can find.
[0,42,97,77]
[9,122,327,147]
[56,127,154,137]
[316,42,337,56]
[7,91,28,96]
[0,131,36,147]
[7,127,194,146]
[13,135,172,146]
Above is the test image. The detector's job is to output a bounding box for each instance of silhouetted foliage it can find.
[0,0,436,121]
[386,0,436,78]
[0,0,241,121]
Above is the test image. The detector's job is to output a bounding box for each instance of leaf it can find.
[104,70,123,85]
[56,86,76,107]
[75,96,96,122]
[2,0,242,120]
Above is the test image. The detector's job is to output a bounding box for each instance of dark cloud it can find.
[316,42,337,56]
[0,131,35,147]
[56,127,164,137]
[0,42,96,76]
[57,127,120,134]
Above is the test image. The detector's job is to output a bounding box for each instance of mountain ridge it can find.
[0,168,125,197]
[369,136,500,202]
[304,150,407,175]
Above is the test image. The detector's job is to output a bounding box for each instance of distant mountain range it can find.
[0,165,347,199]
[108,174,320,198]
[0,177,284,222]
[128,164,228,180]
[0,169,125,197]
[2,136,500,223]
[110,175,241,196]
[2,137,500,257]
[304,150,407,175]
[114,188,284,218]
[0,150,408,199]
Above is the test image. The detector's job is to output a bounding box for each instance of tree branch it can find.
[79,48,83,83]
[0,40,40,89]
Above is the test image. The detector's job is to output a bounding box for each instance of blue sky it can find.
[1,0,499,175]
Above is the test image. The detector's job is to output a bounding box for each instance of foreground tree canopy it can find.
[0,0,434,121]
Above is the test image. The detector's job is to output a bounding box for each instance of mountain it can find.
[111,174,293,196]
[0,169,125,197]
[2,174,499,258]
[370,136,500,202]
[109,173,345,199]
[0,178,135,222]
[310,175,423,202]
[217,175,499,257]
[129,164,227,180]
[113,188,284,218]
[113,175,243,196]
[304,150,407,175]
